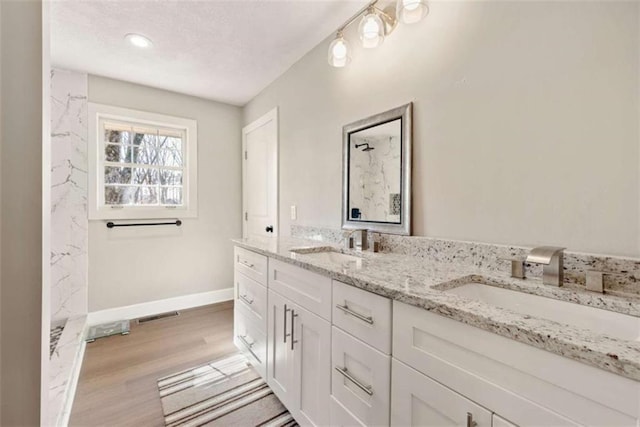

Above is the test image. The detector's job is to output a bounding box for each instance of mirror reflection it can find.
[348,119,402,223]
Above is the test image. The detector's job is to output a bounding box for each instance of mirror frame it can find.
[342,102,412,235]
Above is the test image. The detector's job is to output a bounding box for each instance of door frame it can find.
[242,107,279,238]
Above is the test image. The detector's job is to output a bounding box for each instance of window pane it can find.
[105,166,131,184]
[132,130,158,151]
[105,186,135,205]
[105,129,130,144]
[132,168,159,185]
[134,187,158,205]
[105,144,132,163]
[159,170,183,185]
[158,135,183,166]
[157,149,183,167]
[161,187,182,205]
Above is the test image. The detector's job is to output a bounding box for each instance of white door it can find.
[267,290,295,411]
[292,304,331,427]
[242,108,278,238]
[391,359,492,427]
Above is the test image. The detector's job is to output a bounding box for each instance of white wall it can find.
[88,76,242,311]
[51,69,88,323]
[244,1,640,257]
[0,1,46,424]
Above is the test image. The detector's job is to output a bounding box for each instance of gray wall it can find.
[88,76,242,311]
[244,1,640,257]
[1,1,47,424]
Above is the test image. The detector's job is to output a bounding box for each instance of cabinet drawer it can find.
[234,307,267,380]
[235,271,267,329]
[269,258,332,320]
[391,359,492,427]
[332,327,390,426]
[332,280,392,354]
[330,396,365,427]
[235,246,268,286]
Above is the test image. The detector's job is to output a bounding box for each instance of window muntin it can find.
[100,120,186,208]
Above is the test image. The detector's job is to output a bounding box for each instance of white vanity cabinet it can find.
[266,263,332,426]
[233,247,268,379]
[234,245,640,427]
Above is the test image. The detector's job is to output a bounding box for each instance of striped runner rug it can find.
[157,353,297,427]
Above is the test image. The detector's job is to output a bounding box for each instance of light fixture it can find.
[396,0,428,24]
[358,7,385,49]
[327,0,427,68]
[328,32,351,67]
[125,33,153,48]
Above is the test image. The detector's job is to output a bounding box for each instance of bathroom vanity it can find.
[232,237,640,426]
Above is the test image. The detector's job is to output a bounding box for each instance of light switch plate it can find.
[291,205,297,220]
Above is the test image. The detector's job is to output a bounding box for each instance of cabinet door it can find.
[391,359,492,427]
[292,304,331,426]
[267,290,295,410]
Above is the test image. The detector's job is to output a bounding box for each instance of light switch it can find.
[291,205,297,220]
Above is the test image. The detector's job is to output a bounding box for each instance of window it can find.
[88,104,198,219]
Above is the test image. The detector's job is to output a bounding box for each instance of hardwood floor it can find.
[69,301,236,427]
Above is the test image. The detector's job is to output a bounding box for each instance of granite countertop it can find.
[233,236,640,381]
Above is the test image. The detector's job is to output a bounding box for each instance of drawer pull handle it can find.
[466,412,477,427]
[335,366,373,396]
[238,335,261,363]
[240,260,255,268]
[336,304,374,325]
[239,294,254,305]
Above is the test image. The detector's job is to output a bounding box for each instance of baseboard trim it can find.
[87,288,234,326]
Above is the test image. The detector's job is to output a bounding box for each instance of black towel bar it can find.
[106,220,182,229]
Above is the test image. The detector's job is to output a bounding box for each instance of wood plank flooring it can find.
[69,301,236,427]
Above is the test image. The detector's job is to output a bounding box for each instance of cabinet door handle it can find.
[238,335,261,363]
[466,412,477,427]
[239,294,254,305]
[335,366,373,396]
[336,304,374,325]
[290,310,299,350]
[240,260,255,268]
[283,304,291,343]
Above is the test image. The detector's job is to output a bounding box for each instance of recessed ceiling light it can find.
[125,33,153,48]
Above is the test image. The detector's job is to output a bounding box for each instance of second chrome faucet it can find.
[525,246,565,287]
[509,246,565,286]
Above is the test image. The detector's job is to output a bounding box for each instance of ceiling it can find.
[51,0,368,106]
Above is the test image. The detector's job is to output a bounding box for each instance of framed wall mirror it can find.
[342,103,412,235]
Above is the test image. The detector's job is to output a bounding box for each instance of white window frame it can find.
[88,103,198,220]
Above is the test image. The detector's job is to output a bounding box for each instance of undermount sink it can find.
[290,247,361,264]
[446,283,640,341]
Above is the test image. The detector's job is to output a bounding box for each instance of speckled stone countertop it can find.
[233,236,640,381]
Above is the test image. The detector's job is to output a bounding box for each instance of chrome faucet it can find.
[346,229,368,251]
[526,246,565,287]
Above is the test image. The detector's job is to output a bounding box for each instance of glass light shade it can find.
[397,0,428,24]
[358,11,385,48]
[328,35,351,67]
